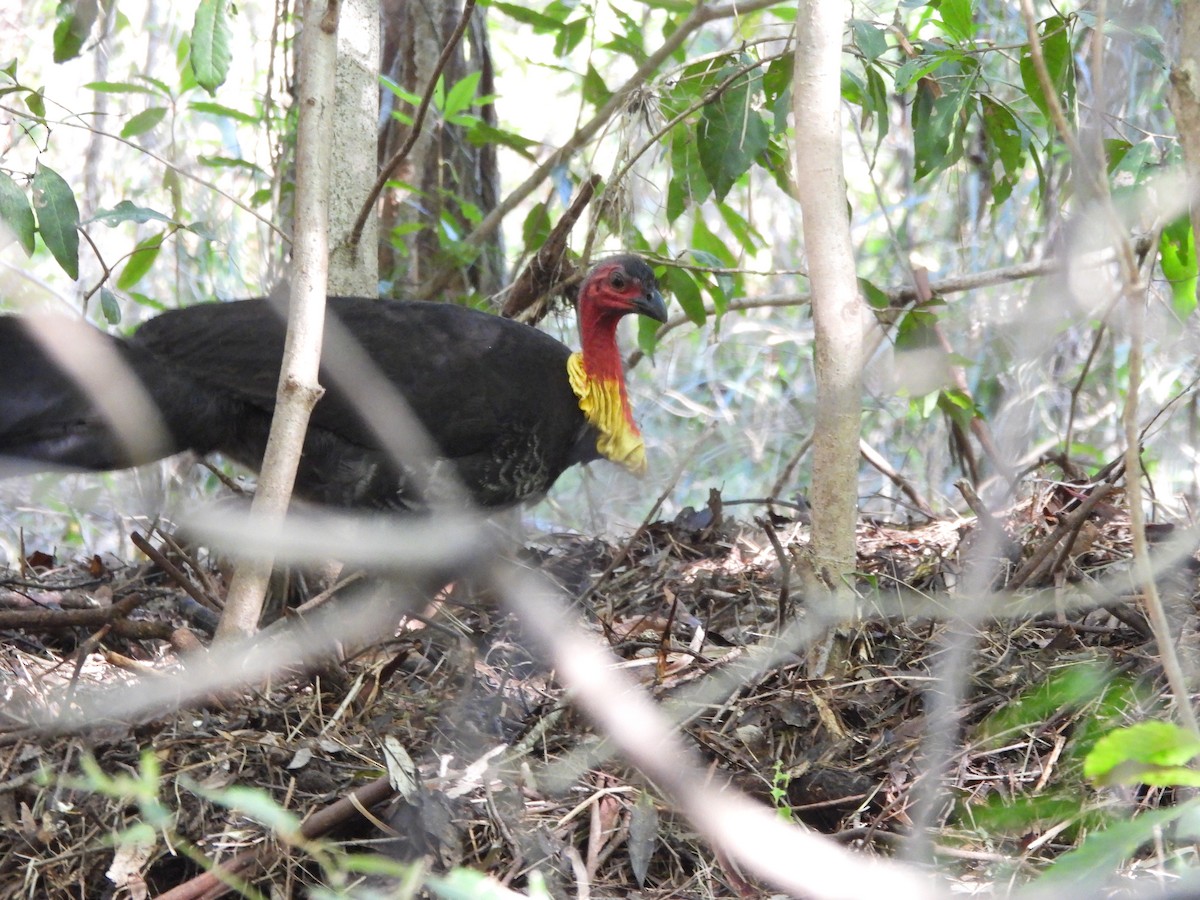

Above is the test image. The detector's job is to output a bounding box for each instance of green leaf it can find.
[188,100,260,124]
[25,87,46,118]
[980,96,1024,176]
[53,0,99,63]
[938,0,976,44]
[120,106,167,138]
[490,2,564,31]
[582,63,611,108]
[442,71,482,118]
[85,80,156,94]
[87,200,175,227]
[895,52,954,94]
[698,66,770,201]
[666,127,710,222]
[117,232,165,290]
[99,287,121,324]
[1085,721,1200,786]
[554,17,588,57]
[191,0,232,95]
[637,313,661,358]
[1020,16,1075,122]
[31,161,80,280]
[0,171,36,256]
[464,121,538,158]
[850,19,889,61]
[858,278,890,310]
[1160,217,1198,321]
[521,202,551,249]
[665,266,705,326]
[762,55,793,134]
[1034,801,1200,891]
[978,661,1111,746]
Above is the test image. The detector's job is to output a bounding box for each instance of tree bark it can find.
[792,0,864,640]
[216,0,339,641]
[379,0,502,299]
[329,0,381,295]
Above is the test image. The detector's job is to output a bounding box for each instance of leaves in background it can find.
[698,64,769,201]
[31,161,80,279]
[1160,216,1198,321]
[121,106,168,138]
[53,0,99,63]
[117,232,165,290]
[191,0,232,95]
[0,171,36,256]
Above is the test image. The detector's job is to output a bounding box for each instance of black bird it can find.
[0,255,667,509]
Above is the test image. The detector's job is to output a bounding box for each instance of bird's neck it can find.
[568,310,646,475]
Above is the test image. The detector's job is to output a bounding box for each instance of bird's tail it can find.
[0,315,204,477]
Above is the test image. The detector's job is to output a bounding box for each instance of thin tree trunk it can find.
[792,0,864,659]
[329,0,380,294]
[216,0,339,641]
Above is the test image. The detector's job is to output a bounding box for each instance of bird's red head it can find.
[569,255,667,475]
[577,255,668,322]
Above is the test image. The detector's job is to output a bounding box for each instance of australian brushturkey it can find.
[0,255,666,509]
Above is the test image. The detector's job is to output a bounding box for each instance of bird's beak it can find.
[633,286,668,323]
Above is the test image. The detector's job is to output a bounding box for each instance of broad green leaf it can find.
[582,63,611,108]
[120,106,167,138]
[521,202,551,249]
[895,52,955,94]
[1034,801,1200,891]
[637,313,661,358]
[717,202,765,256]
[850,19,889,61]
[443,72,482,117]
[53,0,99,63]
[666,266,705,326]
[980,96,1024,177]
[1159,217,1198,321]
[762,55,793,134]
[117,232,164,290]
[99,287,121,324]
[1020,16,1075,122]
[31,161,80,279]
[858,278,889,310]
[0,171,35,256]
[698,66,769,201]
[191,0,232,95]
[491,2,564,31]
[666,128,710,222]
[25,87,46,118]
[88,200,174,227]
[1085,721,1200,786]
[938,0,976,44]
[554,17,588,57]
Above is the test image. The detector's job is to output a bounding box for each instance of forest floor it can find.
[0,480,1193,899]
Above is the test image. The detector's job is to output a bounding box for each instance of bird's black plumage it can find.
[0,256,666,509]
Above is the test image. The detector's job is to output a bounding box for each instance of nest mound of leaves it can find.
[0,480,1191,898]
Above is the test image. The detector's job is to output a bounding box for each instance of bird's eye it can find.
[609,271,627,290]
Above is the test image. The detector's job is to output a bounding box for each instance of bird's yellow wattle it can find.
[567,352,646,475]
